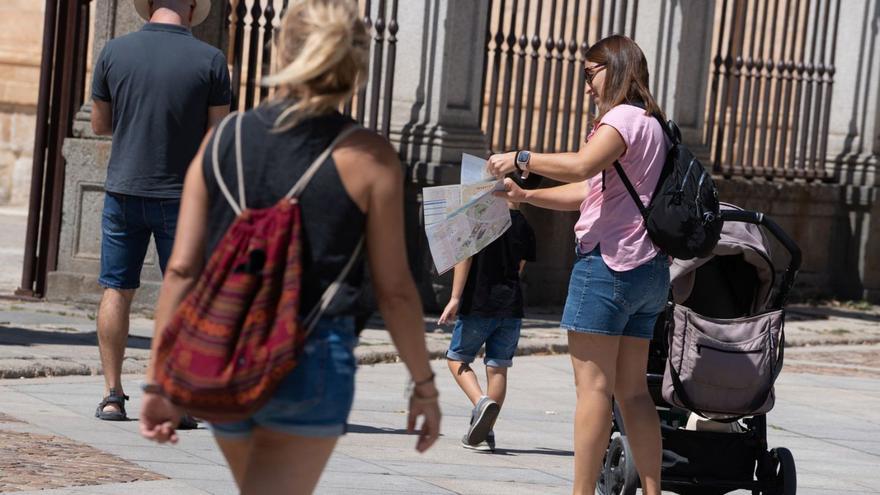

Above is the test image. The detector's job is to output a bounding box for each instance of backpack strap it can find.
[610,161,649,220]
[211,112,247,216]
[284,124,362,200]
[301,237,365,334]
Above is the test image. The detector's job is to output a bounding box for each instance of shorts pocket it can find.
[263,338,328,413]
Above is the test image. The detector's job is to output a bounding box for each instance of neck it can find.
[150,8,190,28]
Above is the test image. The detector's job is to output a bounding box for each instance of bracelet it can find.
[413,372,436,388]
[140,382,163,395]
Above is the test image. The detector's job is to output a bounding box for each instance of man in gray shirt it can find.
[91,0,230,422]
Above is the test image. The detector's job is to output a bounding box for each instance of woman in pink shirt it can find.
[489,35,669,495]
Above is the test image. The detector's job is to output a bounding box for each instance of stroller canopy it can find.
[671,204,776,317]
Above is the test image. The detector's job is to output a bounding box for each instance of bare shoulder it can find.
[333,127,401,178]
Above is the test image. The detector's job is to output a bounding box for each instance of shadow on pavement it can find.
[0,325,152,349]
[483,447,574,457]
[347,424,411,435]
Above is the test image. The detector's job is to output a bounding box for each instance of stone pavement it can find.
[1,297,878,379]
[0,355,877,494]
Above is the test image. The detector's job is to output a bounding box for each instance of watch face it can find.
[517,150,530,163]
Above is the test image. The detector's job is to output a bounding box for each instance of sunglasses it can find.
[584,64,605,85]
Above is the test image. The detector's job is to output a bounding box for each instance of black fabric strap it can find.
[612,161,649,220]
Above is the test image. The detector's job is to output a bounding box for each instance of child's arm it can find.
[437,258,473,324]
[519,260,527,276]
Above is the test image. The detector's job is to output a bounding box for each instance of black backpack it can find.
[606,112,722,260]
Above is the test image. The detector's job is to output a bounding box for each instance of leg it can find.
[96,193,149,415]
[214,434,254,489]
[614,336,661,495]
[568,331,620,495]
[485,366,508,407]
[446,359,484,406]
[97,288,136,404]
[239,427,338,495]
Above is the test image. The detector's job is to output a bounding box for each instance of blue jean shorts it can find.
[99,192,180,290]
[447,315,522,368]
[210,316,358,439]
[561,245,670,339]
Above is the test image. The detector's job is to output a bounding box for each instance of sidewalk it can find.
[0,298,878,379]
[0,355,877,494]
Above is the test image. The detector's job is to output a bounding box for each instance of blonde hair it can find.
[262,0,369,130]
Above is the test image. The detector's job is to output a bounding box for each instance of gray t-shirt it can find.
[92,23,232,198]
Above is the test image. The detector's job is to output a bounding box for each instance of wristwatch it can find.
[515,150,531,179]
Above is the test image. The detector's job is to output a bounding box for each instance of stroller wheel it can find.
[771,447,796,495]
[598,435,639,495]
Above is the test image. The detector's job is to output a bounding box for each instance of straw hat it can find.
[133,0,211,27]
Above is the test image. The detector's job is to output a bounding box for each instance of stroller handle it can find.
[719,209,803,309]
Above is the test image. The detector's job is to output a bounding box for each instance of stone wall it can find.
[0,0,44,206]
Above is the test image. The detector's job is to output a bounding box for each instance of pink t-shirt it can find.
[573,104,670,271]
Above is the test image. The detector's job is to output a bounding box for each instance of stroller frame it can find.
[597,209,802,495]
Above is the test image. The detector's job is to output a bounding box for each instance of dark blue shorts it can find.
[561,245,670,339]
[447,315,522,368]
[210,317,358,438]
[99,192,180,290]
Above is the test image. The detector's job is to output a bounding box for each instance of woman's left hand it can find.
[139,392,184,444]
[487,151,518,178]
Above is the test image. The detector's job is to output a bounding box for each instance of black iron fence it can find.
[482,0,639,154]
[705,0,840,181]
[226,0,398,136]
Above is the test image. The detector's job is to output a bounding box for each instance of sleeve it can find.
[598,105,639,149]
[91,45,111,102]
[208,51,232,106]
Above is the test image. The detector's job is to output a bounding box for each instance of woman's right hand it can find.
[493,177,528,203]
[408,383,441,453]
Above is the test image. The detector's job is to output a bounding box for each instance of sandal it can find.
[95,388,129,421]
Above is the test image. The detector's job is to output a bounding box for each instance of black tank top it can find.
[202,104,366,318]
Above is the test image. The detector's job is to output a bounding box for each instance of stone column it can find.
[382,0,491,310]
[47,0,227,306]
[634,0,716,148]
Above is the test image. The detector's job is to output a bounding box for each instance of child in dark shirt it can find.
[438,174,540,452]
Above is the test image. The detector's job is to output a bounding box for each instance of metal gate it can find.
[482,0,639,154]
[18,0,93,297]
[226,0,398,136]
[704,0,840,181]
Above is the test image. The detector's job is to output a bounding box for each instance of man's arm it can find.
[207,105,230,132]
[91,99,113,136]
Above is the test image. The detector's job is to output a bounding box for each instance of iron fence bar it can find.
[816,0,840,181]
[19,0,61,296]
[589,0,604,119]
[629,0,638,38]
[742,0,770,176]
[547,0,569,153]
[535,0,558,152]
[367,0,387,131]
[755,0,782,176]
[497,0,519,152]
[380,0,398,138]
[797,0,821,179]
[521,0,544,150]
[485,0,506,151]
[607,0,616,34]
[572,2,593,151]
[259,1,276,103]
[720,2,748,175]
[787,0,812,179]
[509,0,531,151]
[806,0,832,179]
[229,0,247,110]
[355,0,372,125]
[617,0,628,34]
[71,0,91,112]
[559,0,581,150]
[768,0,797,175]
[244,1,263,109]
[704,0,729,158]
[735,0,763,177]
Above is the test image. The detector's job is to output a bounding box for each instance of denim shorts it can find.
[446,315,522,368]
[99,192,180,290]
[210,316,358,439]
[561,245,670,339]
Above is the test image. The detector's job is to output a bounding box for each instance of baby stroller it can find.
[598,204,802,495]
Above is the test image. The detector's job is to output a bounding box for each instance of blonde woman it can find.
[138,1,441,493]
[489,35,669,495]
